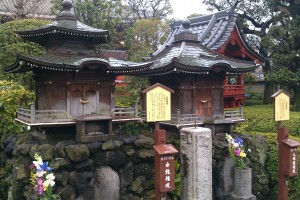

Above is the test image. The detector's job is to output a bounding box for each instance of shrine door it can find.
[69,84,97,117]
[194,87,212,116]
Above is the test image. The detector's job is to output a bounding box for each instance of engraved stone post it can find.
[180,127,212,200]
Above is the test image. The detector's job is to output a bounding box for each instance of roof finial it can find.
[181,19,192,33]
[59,0,75,17]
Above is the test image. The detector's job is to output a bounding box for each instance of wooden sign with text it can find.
[143,83,174,122]
[271,90,290,121]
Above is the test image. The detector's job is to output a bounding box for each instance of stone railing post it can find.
[240,106,244,118]
[176,109,180,125]
[31,104,36,123]
[180,127,212,200]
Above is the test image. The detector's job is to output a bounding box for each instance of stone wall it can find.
[1,132,157,200]
[1,131,273,200]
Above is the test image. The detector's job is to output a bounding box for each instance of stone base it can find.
[224,194,256,200]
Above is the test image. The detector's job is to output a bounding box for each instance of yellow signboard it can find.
[272,90,290,121]
[143,83,173,122]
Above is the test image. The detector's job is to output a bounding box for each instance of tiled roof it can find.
[15,1,110,45]
[142,40,258,75]
[153,8,236,56]
[5,54,152,74]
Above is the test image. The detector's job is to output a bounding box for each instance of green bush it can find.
[245,92,264,106]
[119,122,151,135]
[0,81,34,135]
[0,167,8,200]
[260,133,300,199]
[234,105,300,137]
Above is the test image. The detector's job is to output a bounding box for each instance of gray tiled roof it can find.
[152,8,236,57]
[144,40,258,74]
[5,54,152,73]
[15,1,110,45]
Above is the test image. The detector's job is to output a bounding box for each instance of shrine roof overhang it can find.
[118,40,259,76]
[4,54,153,74]
[16,19,110,45]
[152,8,266,64]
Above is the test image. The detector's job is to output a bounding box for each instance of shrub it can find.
[245,92,264,106]
[118,122,151,135]
[0,81,34,135]
[234,105,300,137]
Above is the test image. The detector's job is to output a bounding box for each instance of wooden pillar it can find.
[237,74,243,85]
[278,127,289,200]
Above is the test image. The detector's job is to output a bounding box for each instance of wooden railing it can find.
[17,105,72,123]
[142,107,244,125]
[17,103,139,124]
[224,85,244,96]
[17,104,243,125]
[224,106,244,118]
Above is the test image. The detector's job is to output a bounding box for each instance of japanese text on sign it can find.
[160,155,175,192]
[291,149,297,174]
[146,86,171,122]
[272,91,290,121]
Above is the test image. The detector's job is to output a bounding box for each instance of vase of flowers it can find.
[30,153,60,200]
[226,134,255,198]
[225,133,247,170]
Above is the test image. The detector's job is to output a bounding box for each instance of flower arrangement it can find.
[30,153,60,200]
[225,133,248,169]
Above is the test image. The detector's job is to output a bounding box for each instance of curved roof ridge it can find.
[171,8,234,28]
[203,18,224,45]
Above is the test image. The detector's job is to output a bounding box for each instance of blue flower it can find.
[40,162,52,172]
[234,137,243,146]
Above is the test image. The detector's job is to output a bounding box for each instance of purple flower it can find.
[234,149,240,156]
[36,178,44,195]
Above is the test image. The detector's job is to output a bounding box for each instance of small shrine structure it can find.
[159,9,266,108]
[5,0,147,142]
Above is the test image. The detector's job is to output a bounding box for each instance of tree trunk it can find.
[292,86,300,112]
[263,82,274,104]
[262,61,273,104]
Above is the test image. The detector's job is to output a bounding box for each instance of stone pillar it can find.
[180,127,212,200]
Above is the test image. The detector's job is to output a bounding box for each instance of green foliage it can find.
[244,92,264,106]
[0,19,47,88]
[119,122,151,135]
[262,16,300,110]
[115,86,137,107]
[0,80,34,135]
[126,76,150,101]
[126,19,169,61]
[233,105,300,136]
[52,0,125,49]
[243,73,257,83]
[254,132,300,200]
[0,167,8,200]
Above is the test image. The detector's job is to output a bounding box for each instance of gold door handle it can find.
[201,99,207,103]
[80,99,89,104]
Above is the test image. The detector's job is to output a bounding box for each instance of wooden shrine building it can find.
[5,0,148,142]
[108,19,261,134]
[162,9,266,108]
[6,1,261,140]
